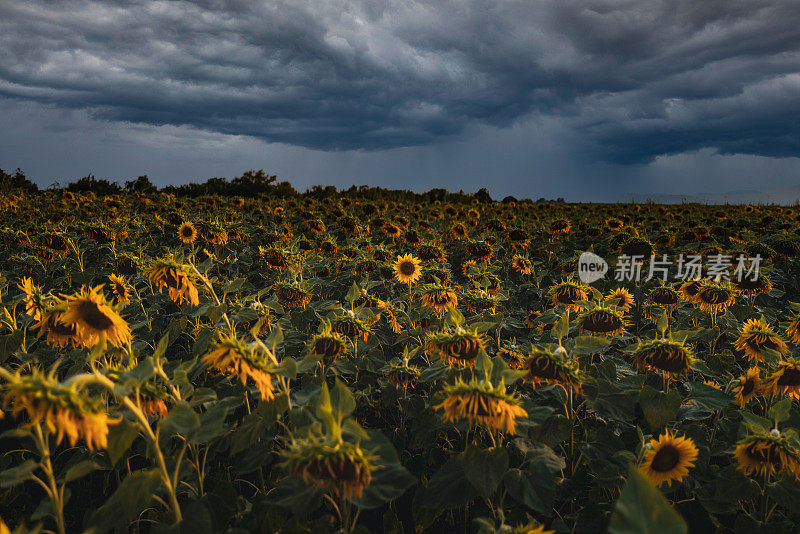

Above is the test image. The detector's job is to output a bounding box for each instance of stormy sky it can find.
[1,0,799,201]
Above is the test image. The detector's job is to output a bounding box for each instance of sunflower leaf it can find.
[608,467,688,534]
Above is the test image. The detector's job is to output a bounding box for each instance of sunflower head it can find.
[177,221,197,243]
[632,339,695,378]
[465,241,493,262]
[106,274,131,306]
[58,285,132,348]
[331,313,372,342]
[383,359,421,391]
[274,282,312,308]
[576,306,626,337]
[147,259,200,306]
[19,277,47,321]
[734,431,800,479]
[512,254,533,275]
[550,281,589,312]
[733,367,762,408]
[498,342,528,369]
[392,254,423,283]
[639,430,699,487]
[646,285,682,309]
[765,360,800,400]
[733,317,789,363]
[258,246,292,270]
[434,377,527,434]
[418,284,459,314]
[202,333,277,400]
[604,287,635,312]
[695,280,737,314]
[523,347,584,393]
[308,330,348,365]
[426,327,485,368]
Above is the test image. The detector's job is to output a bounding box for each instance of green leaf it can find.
[462,446,508,499]
[263,476,324,516]
[330,378,356,420]
[769,398,792,424]
[639,386,681,430]
[608,468,688,534]
[106,418,140,466]
[222,277,245,295]
[62,460,103,483]
[420,455,478,509]
[740,411,772,433]
[349,464,416,509]
[445,306,465,327]
[0,459,37,488]
[191,404,229,444]
[159,401,201,438]
[88,469,162,533]
[265,324,284,348]
[553,310,570,341]
[572,335,611,355]
[656,311,669,337]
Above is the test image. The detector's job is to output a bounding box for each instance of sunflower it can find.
[577,306,626,337]
[512,254,533,275]
[115,254,140,278]
[308,330,348,366]
[106,274,130,306]
[419,285,458,314]
[498,343,527,369]
[331,313,371,342]
[734,274,772,298]
[604,287,635,312]
[514,524,555,534]
[639,430,698,487]
[632,339,695,379]
[734,432,800,479]
[451,222,468,240]
[177,221,197,243]
[34,302,78,349]
[646,286,682,310]
[732,368,762,408]
[733,317,789,363]
[434,377,527,434]
[2,368,118,451]
[548,219,571,235]
[788,315,800,345]
[523,348,583,393]
[19,277,47,321]
[392,254,423,283]
[679,279,702,303]
[764,360,800,399]
[282,436,377,498]
[465,241,493,262]
[203,333,276,400]
[258,246,291,270]
[59,286,132,348]
[274,282,312,308]
[695,280,737,315]
[426,327,485,368]
[550,281,589,312]
[383,360,421,391]
[148,260,200,306]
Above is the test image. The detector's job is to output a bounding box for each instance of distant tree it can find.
[125,175,157,194]
[474,187,492,203]
[0,168,37,193]
[65,174,123,195]
[501,195,518,204]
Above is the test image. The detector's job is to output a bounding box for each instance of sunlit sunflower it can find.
[512,254,533,275]
[419,285,458,314]
[2,368,118,451]
[147,260,200,306]
[732,367,762,408]
[577,306,626,337]
[106,274,130,306]
[19,277,47,321]
[632,339,695,379]
[203,333,276,400]
[282,435,377,498]
[498,342,527,369]
[548,219,571,235]
[604,287,635,312]
[426,327,485,368]
[639,430,698,487]
[434,377,527,434]
[523,348,583,393]
[679,279,703,303]
[383,360,421,391]
[514,523,555,534]
[177,221,197,243]
[258,246,291,270]
[59,286,131,348]
[392,254,422,283]
[786,315,800,345]
[461,259,478,277]
[695,280,737,315]
[734,432,800,479]
[550,281,589,312]
[765,360,800,399]
[733,317,789,363]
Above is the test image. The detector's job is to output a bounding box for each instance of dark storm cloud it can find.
[0,0,799,161]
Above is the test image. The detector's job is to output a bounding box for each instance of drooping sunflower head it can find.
[114,254,141,278]
[513,523,555,534]
[787,315,800,345]
[695,280,737,314]
[523,347,584,393]
[576,306,626,338]
[418,284,459,314]
[202,332,277,401]
[426,327,485,368]
[100,358,169,418]
[465,240,494,262]
[2,368,118,451]
[498,341,527,369]
[765,360,800,400]
[734,274,772,297]
[646,286,682,309]
[106,274,131,306]
[331,313,371,342]
[734,432,800,479]
[548,218,571,235]
[282,435,378,499]
[308,330,348,366]
[434,377,527,434]
[59,285,132,348]
[274,282,312,309]
[632,339,695,378]
[383,360,421,391]
[733,317,789,363]
[392,253,423,283]
[451,222,468,240]
[511,254,533,275]
[639,430,699,487]
[177,221,197,243]
[417,243,447,262]
[508,228,530,247]
[462,291,500,314]
[422,268,451,285]
[679,279,703,303]
[733,367,762,408]
[147,259,200,306]
[550,281,589,312]
[18,277,47,321]
[258,246,292,270]
[604,287,635,312]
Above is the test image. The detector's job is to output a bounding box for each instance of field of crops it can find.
[2,185,800,533]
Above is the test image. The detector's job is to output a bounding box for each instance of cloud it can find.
[0,0,799,162]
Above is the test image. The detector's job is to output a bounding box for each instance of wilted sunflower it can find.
[632,339,695,379]
[450,222,468,240]
[734,432,800,479]
[426,327,485,368]
[34,302,78,349]
[419,285,458,314]
[106,274,130,306]
[695,280,737,315]
[465,241,493,262]
[732,367,762,408]
[639,430,698,487]
[383,360,421,391]
[548,219,571,235]
[512,254,533,275]
[19,277,46,321]
[148,260,200,306]
[101,359,168,418]
[258,246,291,270]
[498,342,527,369]
[308,330,348,366]
[604,287,635,312]
[203,333,276,400]
[114,254,140,278]
[2,368,118,451]
[646,285,682,310]
[550,281,589,312]
[787,315,800,345]
[59,286,132,348]
[679,279,703,303]
[274,282,312,308]
[331,312,371,342]
[392,254,422,283]
[734,274,772,298]
[764,360,800,399]
[282,435,377,498]
[733,317,789,363]
[523,348,583,393]
[434,377,527,434]
[177,221,197,243]
[577,306,626,337]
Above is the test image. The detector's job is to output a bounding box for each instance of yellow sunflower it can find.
[632,339,695,379]
[511,254,533,275]
[577,306,626,338]
[639,430,698,487]
[106,274,130,306]
[786,315,800,345]
[695,280,737,315]
[734,432,800,479]
[19,277,46,321]
[148,260,200,306]
[764,360,800,399]
[604,287,635,312]
[434,377,527,434]
[59,286,132,348]
[203,333,276,400]
[426,327,485,368]
[732,367,762,408]
[550,281,589,312]
[177,221,197,243]
[392,254,423,283]
[733,317,789,363]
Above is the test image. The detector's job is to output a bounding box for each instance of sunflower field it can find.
[2,183,800,534]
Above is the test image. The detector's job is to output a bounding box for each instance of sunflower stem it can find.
[33,424,66,534]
